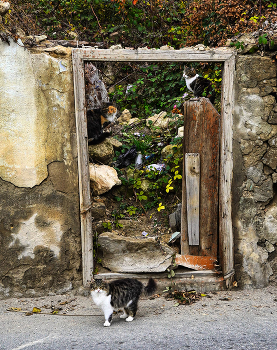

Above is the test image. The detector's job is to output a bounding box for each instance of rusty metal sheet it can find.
[175,254,217,271]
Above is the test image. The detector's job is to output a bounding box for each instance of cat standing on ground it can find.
[183,65,215,104]
[90,278,157,327]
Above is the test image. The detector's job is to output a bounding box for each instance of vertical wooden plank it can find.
[181,103,189,255]
[72,50,94,286]
[181,98,220,257]
[185,153,200,245]
[219,56,235,281]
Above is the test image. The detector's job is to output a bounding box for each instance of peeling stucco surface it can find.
[0,41,46,187]
[0,40,75,187]
[0,40,82,297]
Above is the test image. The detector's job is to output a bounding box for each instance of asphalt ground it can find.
[0,285,276,350]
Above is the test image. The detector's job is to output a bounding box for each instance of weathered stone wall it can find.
[0,40,82,297]
[233,55,277,288]
[1,41,277,295]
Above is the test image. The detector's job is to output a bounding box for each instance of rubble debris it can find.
[113,146,137,168]
[88,140,114,165]
[146,163,165,172]
[89,164,121,195]
[98,231,174,273]
[117,109,132,125]
[48,40,105,48]
[168,231,181,244]
[169,203,182,232]
[135,151,143,169]
[0,1,10,16]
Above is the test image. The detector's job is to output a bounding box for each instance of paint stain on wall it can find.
[9,213,62,259]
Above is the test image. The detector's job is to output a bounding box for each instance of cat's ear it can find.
[183,66,187,78]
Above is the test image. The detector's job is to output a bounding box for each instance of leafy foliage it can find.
[114,133,183,218]
[109,63,185,119]
[2,1,277,48]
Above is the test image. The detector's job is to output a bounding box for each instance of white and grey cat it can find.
[183,65,215,104]
[90,278,157,327]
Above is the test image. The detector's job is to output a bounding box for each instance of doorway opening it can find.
[72,47,236,288]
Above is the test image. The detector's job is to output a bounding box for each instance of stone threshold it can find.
[95,270,225,293]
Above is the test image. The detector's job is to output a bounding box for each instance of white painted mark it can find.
[11,335,52,350]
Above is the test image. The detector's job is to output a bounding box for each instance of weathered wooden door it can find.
[177,98,220,270]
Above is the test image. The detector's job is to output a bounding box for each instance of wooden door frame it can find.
[72,47,236,286]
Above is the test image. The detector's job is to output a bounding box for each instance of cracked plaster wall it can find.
[233,55,277,288]
[0,40,82,297]
[1,42,277,295]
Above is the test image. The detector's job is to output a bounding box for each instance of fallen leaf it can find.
[51,310,59,314]
[25,312,33,316]
[174,303,179,307]
[7,307,22,312]
[32,307,41,313]
[59,301,68,305]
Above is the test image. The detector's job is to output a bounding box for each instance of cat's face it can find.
[103,105,117,123]
[183,66,196,79]
[106,105,117,115]
[90,279,108,293]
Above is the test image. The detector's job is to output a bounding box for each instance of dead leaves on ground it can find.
[165,290,209,306]
[166,290,235,307]
[7,298,77,316]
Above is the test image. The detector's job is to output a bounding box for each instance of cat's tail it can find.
[144,278,157,296]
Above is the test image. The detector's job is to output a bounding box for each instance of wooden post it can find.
[219,55,235,282]
[72,51,94,286]
[181,98,220,258]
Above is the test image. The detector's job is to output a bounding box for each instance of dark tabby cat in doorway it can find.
[87,103,117,145]
[183,66,215,104]
[90,278,157,327]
